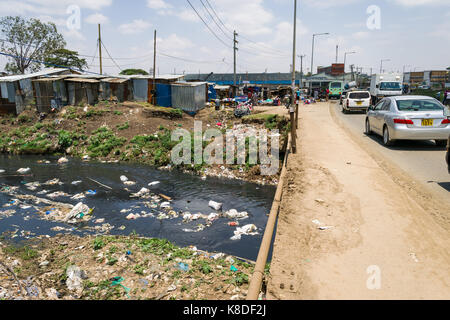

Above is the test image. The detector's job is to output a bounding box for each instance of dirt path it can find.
[267,102,450,300]
[253,105,290,118]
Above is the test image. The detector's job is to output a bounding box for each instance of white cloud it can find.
[118,19,152,35]
[157,33,194,54]
[85,13,109,25]
[302,0,358,8]
[352,31,370,40]
[147,0,172,9]
[391,0,450,6]
[27,0,113,11]
[213,0,274,36]
[175,9,200,22]
[60,28,86,41]
[37,15,67,27]
[0,0,113,16]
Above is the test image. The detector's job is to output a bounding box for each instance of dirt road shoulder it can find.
[267,102,450,300]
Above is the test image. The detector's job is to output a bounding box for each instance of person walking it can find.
[443,89,450,106]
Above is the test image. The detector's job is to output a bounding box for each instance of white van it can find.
[342,90,371,113]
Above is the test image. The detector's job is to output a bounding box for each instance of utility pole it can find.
[380,59,390,74]
[291,0,297,152]
[98,24,102,75]
[153,29,157,105]
[298,54,305,89]
[336,45,338,63]
[310,32,329,94]
[233,30,238,97]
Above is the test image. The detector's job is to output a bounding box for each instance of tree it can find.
[44,49,87,71]
[0,16,66,74]
[119,69,149,76]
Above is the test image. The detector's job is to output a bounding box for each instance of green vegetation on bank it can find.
[0,107,289,178]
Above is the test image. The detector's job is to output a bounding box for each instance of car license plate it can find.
[356,101,362,106]
[422,119,433,126]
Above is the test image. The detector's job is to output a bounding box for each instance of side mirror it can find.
[368,105,374,111]
[376,84,379,88]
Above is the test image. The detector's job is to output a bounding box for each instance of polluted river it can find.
[0,154,276,262]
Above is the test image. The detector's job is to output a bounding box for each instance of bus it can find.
[329,81,344,99]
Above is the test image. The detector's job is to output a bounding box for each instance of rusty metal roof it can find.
[64,77,100,83]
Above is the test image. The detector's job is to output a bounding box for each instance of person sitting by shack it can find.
[215,98,221,110]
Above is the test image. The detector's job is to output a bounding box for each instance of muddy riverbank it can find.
[0,102,288,185]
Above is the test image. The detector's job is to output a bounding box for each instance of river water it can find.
[0,155,276,261]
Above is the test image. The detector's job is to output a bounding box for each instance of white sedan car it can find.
[342,90,371,113]
[365,96,450,146]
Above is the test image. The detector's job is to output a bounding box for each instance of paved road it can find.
[330,100,450,200]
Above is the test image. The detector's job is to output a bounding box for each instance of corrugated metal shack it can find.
[128,74,184,103]
[0,68,73,115]
[32,76,69,112]
[65,75,106,106]
[171,82,207,113]
[99,77,133,102]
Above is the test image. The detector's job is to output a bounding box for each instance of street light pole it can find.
[298,54,306,89]
[343,51,356,82]
[291,0,297,153]
[310,32,329,93]
[380,59,390,73]
[344,51,356,73]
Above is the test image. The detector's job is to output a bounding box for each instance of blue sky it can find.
[0,0,449,75]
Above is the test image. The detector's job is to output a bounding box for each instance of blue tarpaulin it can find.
[208,85,217,101]
[156,83,172,107]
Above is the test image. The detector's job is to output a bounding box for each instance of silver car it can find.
[365,95,450,146]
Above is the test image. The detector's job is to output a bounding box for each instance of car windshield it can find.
[380,82,401,90]
[330,82,341,89]
[349,92,370,99]
[396,99,444,111]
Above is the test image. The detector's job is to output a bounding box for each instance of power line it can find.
[100,40,122,72]
[199,0,233,41]
[203,0,289,57]
[186,0,231,49]
[158,51,224,64]
[204,0,233,34]
[0,51,102,75]
[79,52,155,61]
[90,40,98,66]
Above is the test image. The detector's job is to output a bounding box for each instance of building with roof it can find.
[171,82,207,113]
[404,70,449,88]
[0,68,76,115]
[99,77,133,102]
[126,74,185,103]
[185,72,302,87]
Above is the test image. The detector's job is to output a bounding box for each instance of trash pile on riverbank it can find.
[0,103,287,185]
[0,234,261,300]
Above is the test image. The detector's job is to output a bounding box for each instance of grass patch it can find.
[4,245,38,261]
[116,121,129,131]
[87,126,126,158]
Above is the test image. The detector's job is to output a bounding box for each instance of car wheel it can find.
[435,140,447,147]
[383,125,394,146]
[365,118,372,135]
